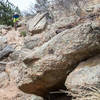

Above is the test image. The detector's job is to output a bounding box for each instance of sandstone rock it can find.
[50,0,100,20]
[0,90,43,100]
[65,55,100,100]
[0,85,44,100]
[9,48,33,61]
[27,13,47,35]
[14,20,100,96]
[24,15,79,49]
[0,62,44,100]
[24,35,42,49]
[53,15,79,29]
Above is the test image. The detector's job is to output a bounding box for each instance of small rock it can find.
[0,45,14,59]
[0,72,9,88]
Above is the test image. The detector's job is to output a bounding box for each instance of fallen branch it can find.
[49,89,67,94]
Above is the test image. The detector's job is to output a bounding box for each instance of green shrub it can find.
[0,1,21,26]
[20,31,27,37]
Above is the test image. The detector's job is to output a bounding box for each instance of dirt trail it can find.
[0,83,20,99]
[5,28,24,50]
[0,29,25,99]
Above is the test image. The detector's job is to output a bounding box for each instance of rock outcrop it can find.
[27,13,47,35]
[1,1,100,100]
[12,19,100,96]
[0,61,44,100]
[65,55,100,100]
[24,15,79,49]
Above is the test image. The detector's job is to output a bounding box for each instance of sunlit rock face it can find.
[1,0,100,100]
[92,0,100,4]
[49,0,100,21]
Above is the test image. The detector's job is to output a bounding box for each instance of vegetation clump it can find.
[0,0,20,26]
[20,31,27,37]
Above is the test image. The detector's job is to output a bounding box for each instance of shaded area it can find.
[44,86,72,100]
[44,93,72,100]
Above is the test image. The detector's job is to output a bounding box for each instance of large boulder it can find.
[0,62,44,100]
[48,0,100,21]
[65,55,100,100]
[0,84,44,100]
[13,19,100,96]
[24,15,79,49]
[0,90,43,100]
[27,13,47,35]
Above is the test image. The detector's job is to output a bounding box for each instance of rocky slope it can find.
[65,55,100,100]
[1,0,100,100]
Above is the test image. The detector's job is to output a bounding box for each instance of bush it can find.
[20,31,27,37]
[0,0,21,26]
